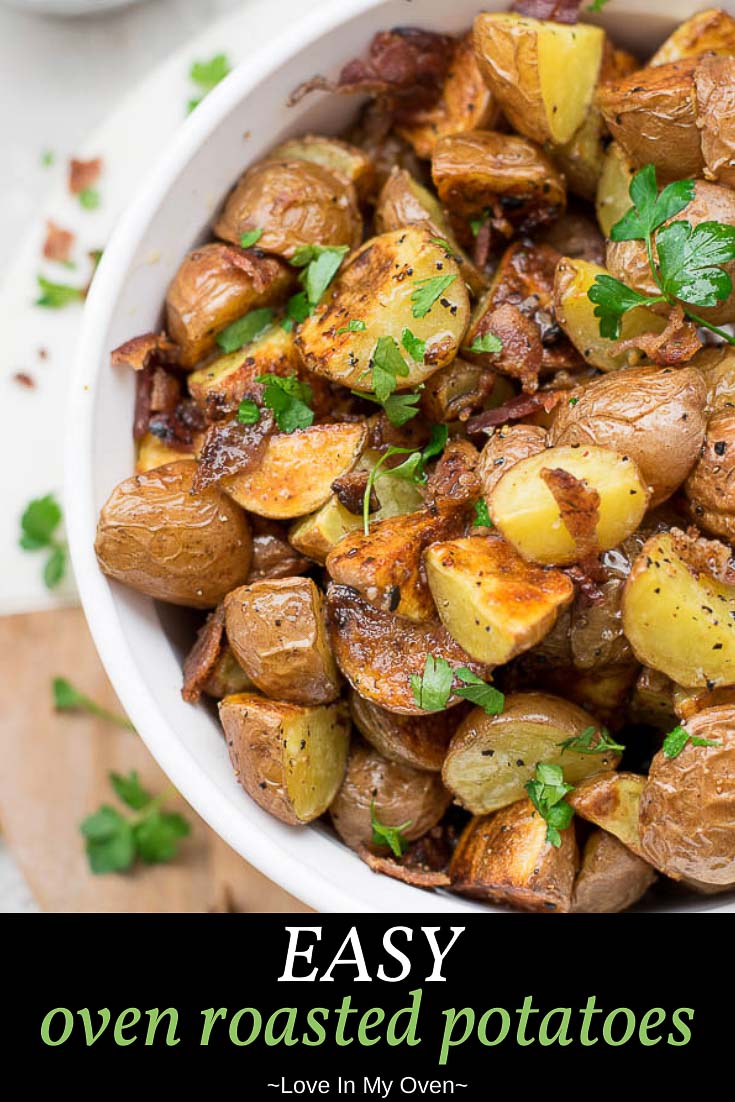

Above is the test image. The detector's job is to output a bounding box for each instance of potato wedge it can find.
[181,604,253,704]
[595,142,637,238]
[521,664,638,731]
[266,134,375,202]
[203,646,254,700]
[419,358,513,424]
[571,830,656,914]
[187,324,301,418]
[222,422,366,519]
[325,584,492,715]
[622,530,735,688]
[442,691,618,816]
[568,771,646,858]
[472,12,604,146]
[488,444,650,566]
[695,54,735,190]
[627,667,675,731]
[673,683,735,723]
[693,345,735,415]
[219,693,349,825]
[424,535,573,665]
[477,424,547,499]
[136,431,199,473]
[685,410,735,543]
[450,799,578,913]
[95,460,252,608]
[296,227,470,390]
[553,257,667,372]
[649,7,735,66]
[224,578,340,706]
[349,690,465,772]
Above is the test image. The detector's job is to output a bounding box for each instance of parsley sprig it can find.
[35,275,84,309]
[470,332,503,355]
[216,307,273,353]
[187,53,231,113]
[472,499,493,528]
[19,493,67,588]
[370,800,412,858]
[53,677,135,731]
[240,228,263,249]
[358,389,423,427]
[588,165,735,344]
[81,772,190,874]
[525,763,575,848]
[291,244,349,307]
[409,654,504,715]
[558,725,625,756]
[257,373,314,433]
[411,273,456,319]
[662,724,721,759]
[362,424,448,533]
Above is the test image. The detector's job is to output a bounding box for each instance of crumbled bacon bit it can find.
[42,220,75,263]
[332,468,378,515]
[511,0,582,22]
[68,157,102,195]
[193,413,275,492]
[111,331,179,373]
[671,526,735,586]
[541,466,601,560]
[476,302,544,393]
[426,439,481,508]
[615,303,703,366]
[12,372,36,389]
[466,390,564,435]
[182,605,226,704]
[150,366,180,414]
[473,218,492,269]
[564,562,607,604]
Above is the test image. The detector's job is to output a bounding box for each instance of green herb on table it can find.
[401,326,426,363]
[35,275,84,309]
[559,725,625,756]
[216,306,273,353]
[470,332,503,355]
[81,771,190,874]
[336,318,366,334]
[473,499,493,528]
[19,493,67,588]
[78,187,100,211]
[240,228,263,249]
[409,655,503,715]
[187,52,231,113]
[370,800,412,858]
[410,273,457,319]
[52,677,135,731]
[40,150,55,168]
[291,244,349,306]
[525,763,575,848]
[256,373,314,433]
[662,724,721,759]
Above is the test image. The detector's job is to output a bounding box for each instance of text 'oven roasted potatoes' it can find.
[568,771,646,858]
[349,689,465,773]
[95,460,252,609]
[571,830,656,914]
[224,578,340,706]
[472,12,605,146]
[219,693,350,826]
[424,535,574,665]
[487,445,650,566]
[296,227,470,391]
[450,798,579,913]
[442,692,619,816]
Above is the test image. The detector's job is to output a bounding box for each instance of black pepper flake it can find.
[715,440,727,456]
[714,643,724,650]
[481,749,495,757]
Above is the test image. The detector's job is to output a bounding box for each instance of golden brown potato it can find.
[329,739,451,851]
[695,54,735,189]
[692,344,735,414]
[222,422,367,520]
[442,692,618,816]
[424,535,573,665]
[477,424,547,499]
[219,693,349,825]
[349,690,465,772]
[345,100,427,193]
[187,325,301,418]
[622,529,735,688]
[568,771,646,858]
[296,227,470,391]
[649,7,735,66]
[521,664,638,731]
[202,646,254,700]
[627,667,675,731]
[639,706,735,884]
[419,358,511,424]
[214,159,362,259]
[595,142,637,238]
[325,583,492,715]
[685,410,735,542]
[165,243,293,367]
[326,507,466,622]
[536,210,605,266]
[673,683,735,723]
[472,12,605,146]
[224,578,340,706]
[247,517,309,582]
[396,32,499,159]
[135,432,200,473]
[549,366,707,507]
[266,134,375,202]
[95,460,252,609]
[431,131,566,238]
[571,830,656,914]
[450,799,579,913]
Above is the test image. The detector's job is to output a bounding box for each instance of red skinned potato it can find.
[349,690,466,772]
[685,410,735,543]
[571,830,656,914]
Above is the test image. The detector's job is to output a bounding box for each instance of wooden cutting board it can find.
[0,607,311,914]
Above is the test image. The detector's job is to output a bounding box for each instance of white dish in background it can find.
[0,0,143,14]
[65,0,734,913]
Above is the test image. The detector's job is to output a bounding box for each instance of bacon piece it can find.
[182,605,227,704]
[247,517,310,582]
[671,526,735,587]
[541,466,601,560]
[68,157,102,195]
[426,439,481,508]
[478,302,544,393]
[473,218,492,269]
[615,303,702,366]
[563,562,607,604]
[332,468,378,515]
[111,331,179,373]
[13,372,35,389]
[511,0,582,22]
[466,390,564,435]
[42,220,75,263]
[193,413,275,492]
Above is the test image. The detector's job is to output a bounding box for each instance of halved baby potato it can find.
[488,444,650,566]
[424,535,574,664]
[266,134,375,202]
[595,142,637,238]
[571,830,656,914]
[349,689,464,772]
[224,578,340,706]
[187,325,301,417]
[296,227,470,390]
[136,431,200,474]
[450,798,579,913]
[219,693,350,825]
[649,7,735,66]
[472,12,605,146]
[568,771,646,858]
[222,422,366,519]
[442,691,618,816]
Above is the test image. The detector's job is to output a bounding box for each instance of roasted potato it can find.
[622,529,735,688]
[443,691,618,816]
[568,771,647,858]
[521,663,638,731]
[627,667,675,731]
[349,690,465,772]
[695,54,735,190]
[224,578,340,706]
[685,410,735,542]
[187,324,301,418]
[419,358,512,424]
[222,422,367,519]
[571,830,656,914]
[329,739,451,851]
[472,12,605,146]
[95,460,252,608]
[549,366,707,507]
[488,444,650,566]
[266,134,375,202]
[450,798,578,913]
[296,227,470,391]
[639,705,735,884]
[649,7,735,66]
[692,344,735,415]
[219,693,349,825]
[595,142,637,238]
[553,257,667,372]
[325,583,492,715]
[673,683,735,723]
[247,516,309,582]
[202,646,253,700]
[165,243,293,367]
[214,159,362,259]
[536,210,605,267]
[477,424,547,499]
[136,432,199,473]
[424,535,573,665]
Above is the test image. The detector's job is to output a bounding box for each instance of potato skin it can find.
[266,134,376,202]
[214,159,362,259]
[329,739,451,851]
[685,411,735,542]
[649,8,735,66]
[549,366,707,507]
[571,830,656,914]
[639,706,735,885]
[695,54,735,189]
[224,578,340,706]
[568,771,646,858]
[478,425,547,499]
[349,690,465,773]
[95,460,252,609]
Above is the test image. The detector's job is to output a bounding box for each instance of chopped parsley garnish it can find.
[237,399,260,425]
[587,0,611,11]
[558,725,625,756]
[187,53,231,112]
[409,655,503,715]
[410,273,457,319]
[35,275,84,309]
[370,800,412,858]
[291,244,349,306]
[78,187,100,211]
[369,335,410,402]
[472,498,493,528]
[453,668,505,715]
[81,772,190,874]
[525,763,575,848]
[470,332,503,355]
[401,326,426,363]
[361,425,447,534]
[357,389,423,427]
[256,373,314,433]
[337,318,366,334]
[53,677,135,731]
[662,724,721,759]
[216,307,273,353]
[19,493,67,588]
[240,228,263,248]
[282,290,311,331]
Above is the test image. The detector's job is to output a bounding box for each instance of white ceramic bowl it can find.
[66,0,734,913]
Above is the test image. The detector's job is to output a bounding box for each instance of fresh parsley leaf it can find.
[134,810,190,864]
[52,677,136,731]
[80,774,190,874]
[256,373,314,433]
[662,725,721,759]
[35,275,84,309]
[237,399,260,425]
[337,319,366,334]
[110,770,152,811]
[282,290,311,331]
[525,763,575,848]
[291,244,349,305]
[370,335,410,402]
[188,53,230,111]
[410,655,454,712]
[657,220,735,307]
[470,332,503,355]
[362,426,447,533]
[587,0,610,10]
[568,396,579,407]
[384,451,425,482]
[401,327,426,363]
[20,493,67,589]
[411,273,457,319]
[240,228,263,248]
[216,307,273,353]
[454,668,504,715]
[611,167,694,243]
[370,800,412,858]
[41,149,55,168]
[357,389,422,427]
[43,545,66,589]
[80,806,136,874]
[78,187,100,211]
[473,499,493,528]
[430,236,455,254]
[587,274,662,340]
[559,725,625,756]
[422,422,449,464]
